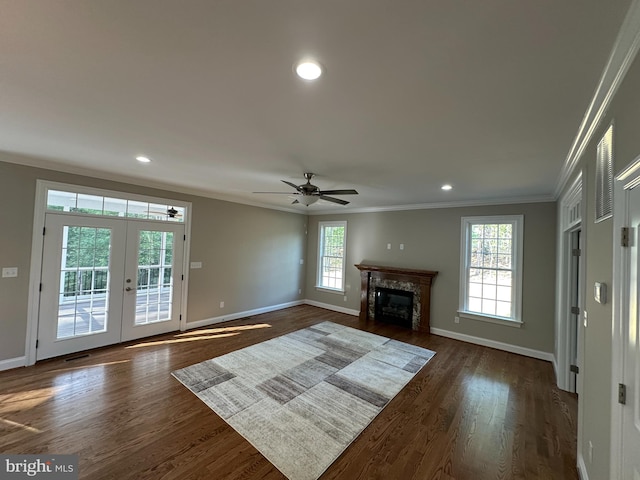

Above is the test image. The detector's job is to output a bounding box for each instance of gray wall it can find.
[0,157,306,361]
[305,202,557,353]
[559,47,640,480]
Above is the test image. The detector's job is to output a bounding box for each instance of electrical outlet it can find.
[399,243,404,250]
[387,243,391,250]
[219,301,224,308]
[454,316,460,324]
[2,267,18,278]
[344,295,347,302]
[588,441,593,463]
[298,289,302,294]
[584,311,588,328]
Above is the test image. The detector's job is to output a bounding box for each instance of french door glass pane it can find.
[135,231,174,325]
[57,226,111,339]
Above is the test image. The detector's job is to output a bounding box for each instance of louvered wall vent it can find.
[595,124,613,222]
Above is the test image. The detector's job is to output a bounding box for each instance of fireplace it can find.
[355,263,438,332]
[375,287,414,328]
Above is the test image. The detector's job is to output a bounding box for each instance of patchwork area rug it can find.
[172,321,435,480]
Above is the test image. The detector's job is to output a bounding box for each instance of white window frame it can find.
[458,215,524,327]
[316,221,347,294]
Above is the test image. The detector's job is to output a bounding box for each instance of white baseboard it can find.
[430,327,555,362]
[185,300,304,330]
[186,304,555,364]
[303,300,359,317]
[577,453,589,480]
[552,355,559,382]
[303,306,555,364]
[0,356,26,372]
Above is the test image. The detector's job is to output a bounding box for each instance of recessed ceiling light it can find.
[295,60,323,81]
[136,156,151,163]
[441,184,453,191]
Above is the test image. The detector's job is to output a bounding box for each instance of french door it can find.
[37,214,184,360]
[121,222,184,341]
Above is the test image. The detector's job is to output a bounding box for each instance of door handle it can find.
[125,287,133,292]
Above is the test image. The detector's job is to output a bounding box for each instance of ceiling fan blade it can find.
[318,189,359,195]
[319,195,350,206]
[281,180,303,192]
[291,199,300,205]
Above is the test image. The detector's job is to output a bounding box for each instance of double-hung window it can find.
[317,221,347,292]
[459,215,523,326]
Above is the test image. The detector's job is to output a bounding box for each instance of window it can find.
[317,221,347,292]
[46,189,186,222]
[459,215,523,326]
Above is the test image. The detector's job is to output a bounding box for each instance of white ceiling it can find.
[0,0,633,213]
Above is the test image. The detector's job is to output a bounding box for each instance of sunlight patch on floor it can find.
[126,323,272,348]
[126,332,239,348]
[48,359,131,374]
[0,417,43,434]
[175,323,272,337]
[0,385,67,414]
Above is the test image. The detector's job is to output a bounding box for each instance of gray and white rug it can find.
[172,321,435,480]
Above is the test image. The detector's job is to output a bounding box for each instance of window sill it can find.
[315,286,345,295]
[458,311,523,328]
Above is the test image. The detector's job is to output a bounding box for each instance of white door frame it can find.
[25,180,192,366]
[556,170,586,393]
[611,155,640,479]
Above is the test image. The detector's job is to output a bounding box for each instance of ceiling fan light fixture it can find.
[136,156,151,163]
[295,60,323,81]
[441,184,453,191]
[298,195,319,206]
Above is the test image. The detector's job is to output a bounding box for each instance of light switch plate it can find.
[2,267,18,278]
[190,261,202,269]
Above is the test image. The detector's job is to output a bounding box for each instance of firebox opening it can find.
[374,287,414,328]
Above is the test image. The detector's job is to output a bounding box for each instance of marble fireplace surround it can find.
[355,264,438,332]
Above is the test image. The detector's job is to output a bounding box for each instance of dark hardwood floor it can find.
[0,305,577,479]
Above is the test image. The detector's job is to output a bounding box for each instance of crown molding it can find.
[1,152,556,216]
[0,151,305,215]
[308,194,556,215]
[555,0,640,198]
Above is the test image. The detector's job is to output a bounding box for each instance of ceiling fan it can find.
[254,173,358,206]
[147,206,183,219]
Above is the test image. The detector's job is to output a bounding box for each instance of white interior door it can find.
[622,184,640,478]
[37,215,184,360]
[121,222,184,342]
[37,214,126,360]
[569,230,581,393]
